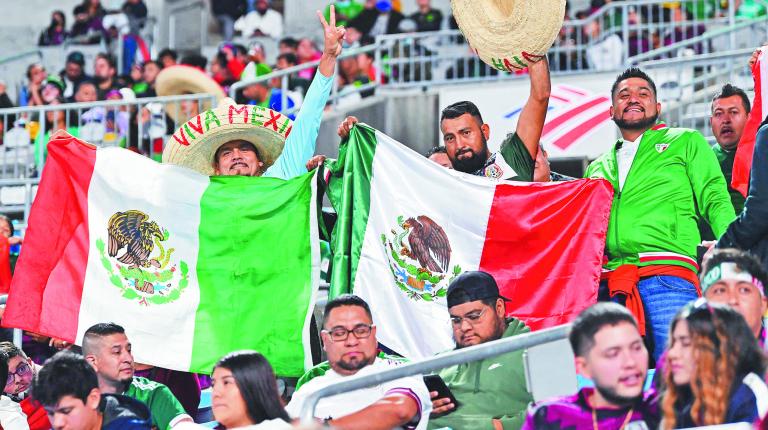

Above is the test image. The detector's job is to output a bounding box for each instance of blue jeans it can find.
[599,275,699,362]
[638,276,699,361]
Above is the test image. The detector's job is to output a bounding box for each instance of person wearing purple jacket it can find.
[523,303,659,430]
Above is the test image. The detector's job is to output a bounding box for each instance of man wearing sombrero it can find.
[162,6,346,178]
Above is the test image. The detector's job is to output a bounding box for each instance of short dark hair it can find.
[158,48,178,61]
[702,248,768,295]
[0,341,26,360]
[277,53,298,67]
[95,53,116,70]
[74,79,97,93]
[611,67,657,100]
[180,54,208,71]
[278,37,298,50]
[712,83,751,114]
[142,60,161,71]
[31,351,98,407]
[323,294,373,327]
[425,146,447,158]
[0,351,8,390]
[440,101,484,126]
[82,323,125,355]
[569,303,638,357]
[213,351,290,423]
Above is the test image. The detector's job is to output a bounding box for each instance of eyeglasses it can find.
[6,362,31,387]
[450,308,488,326]
[323,324,375,342]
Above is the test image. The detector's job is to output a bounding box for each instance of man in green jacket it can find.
[428,271,533,430]
[585,67,735,361]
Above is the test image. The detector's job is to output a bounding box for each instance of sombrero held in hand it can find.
[451,0,566,71]
[162,98,293,176]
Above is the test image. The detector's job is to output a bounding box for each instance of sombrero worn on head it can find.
[162,98,293,176]
[451,0,566,71]
[155,65,226,123]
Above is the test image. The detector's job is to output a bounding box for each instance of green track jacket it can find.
[585,124,735,272]
[428,318,532,430]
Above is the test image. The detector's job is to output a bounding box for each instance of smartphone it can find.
[423,374,460,410]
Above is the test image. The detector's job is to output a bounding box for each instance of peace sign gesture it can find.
[318,5,346,58]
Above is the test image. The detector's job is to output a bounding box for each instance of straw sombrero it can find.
[451,0,566,71]
[155,65,226,123]
[162,98,293,176]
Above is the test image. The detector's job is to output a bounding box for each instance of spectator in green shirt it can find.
[82,323,192,430]
[710,83,750,214]
[324,0,364,27]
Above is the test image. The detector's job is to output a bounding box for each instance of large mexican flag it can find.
[325,125,613,359]
[3,132,320,376]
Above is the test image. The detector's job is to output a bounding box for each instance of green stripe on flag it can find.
[191,172,318,376]
[325,124,378,299]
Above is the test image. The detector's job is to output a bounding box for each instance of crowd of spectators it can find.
[38,0,148,47]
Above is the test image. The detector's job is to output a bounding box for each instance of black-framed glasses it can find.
[450,308,488,326]
[322,324,375,342]
[6,362,31,387]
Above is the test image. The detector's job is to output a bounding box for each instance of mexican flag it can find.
[3,132,320,376]
[325,125,613,359]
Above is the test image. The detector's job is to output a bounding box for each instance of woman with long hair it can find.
[211,351,292,429]
[662,299,768,428]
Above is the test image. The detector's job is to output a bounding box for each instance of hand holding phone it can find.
[424,374,460,416]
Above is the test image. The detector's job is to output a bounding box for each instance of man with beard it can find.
[428,271,532,430]
[585,68,734,360]
[336,58,550,181]
[93,54,125,100]
[710,84,750,213]
[286,295,432,429]
[522,303,659,430]
[82,323,192,430]
[440,58,550,180]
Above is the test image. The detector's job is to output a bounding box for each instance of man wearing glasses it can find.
[428,271,533,430]
[0,342,49,430]
[286,294,432,429]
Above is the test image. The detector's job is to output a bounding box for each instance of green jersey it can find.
[712,144,746,213]
[474,132,534,181]
[585,124,735,272]
[123,377,189,430]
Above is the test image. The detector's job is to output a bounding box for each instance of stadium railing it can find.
[297,324,571,424]
[228,43,380,115]
[0,93,217,178]
[640,47,756,142]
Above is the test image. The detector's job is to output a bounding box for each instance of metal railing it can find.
[640,48,755,139]
[298,323,571,424]
[0,93,217,178]
[229,44,381,115]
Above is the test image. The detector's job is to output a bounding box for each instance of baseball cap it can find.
[446,271,510,308]
[44,75,65,93]
[66,51,85,67]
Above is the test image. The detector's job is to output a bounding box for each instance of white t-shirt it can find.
[617,134,642,191]
[286,357,431,430]
[234,9,284,38]
[0,396,28,430]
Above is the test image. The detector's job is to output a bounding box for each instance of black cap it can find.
[66,51,85,67]
[446,271,510,308]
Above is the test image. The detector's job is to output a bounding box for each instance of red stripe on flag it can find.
[478,179,614,330]
[2,132,96,342]
[542,97,608,137]
[732,52,764,197]
[552,109,611,150]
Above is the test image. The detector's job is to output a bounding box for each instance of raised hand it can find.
[318,5,346,58]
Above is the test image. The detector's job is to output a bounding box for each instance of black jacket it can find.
[717,123,768,267]
[211,0,245,19]
[350,8,404,36]
[101,394,151,430]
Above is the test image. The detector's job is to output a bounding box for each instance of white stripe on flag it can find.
[78,148,209,371]
[354,131,496,359]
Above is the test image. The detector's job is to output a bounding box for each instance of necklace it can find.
[591,395,635,430]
